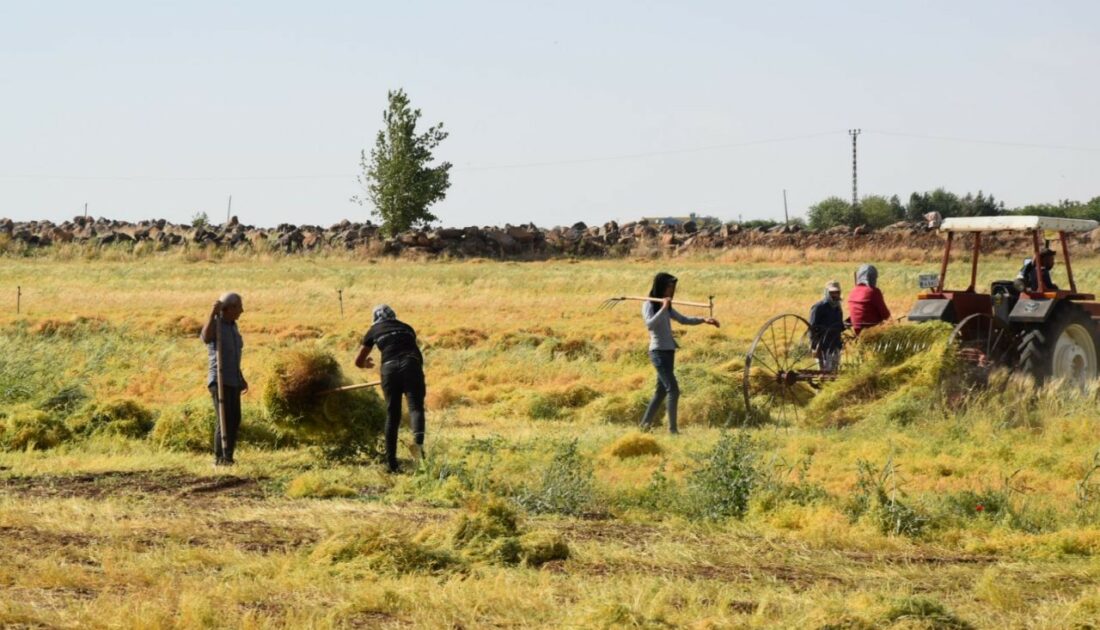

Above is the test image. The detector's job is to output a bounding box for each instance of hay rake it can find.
[600,295,715,319]
[742,316,938,425]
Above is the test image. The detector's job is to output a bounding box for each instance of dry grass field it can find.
[4,248,1100,628]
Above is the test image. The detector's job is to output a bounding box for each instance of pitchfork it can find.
[320,380,382,395]
[600,295,715,319]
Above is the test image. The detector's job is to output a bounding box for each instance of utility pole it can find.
[848,129,861,208]
[83,202,88,219]
[226,195,233,225]
[782,189,789,226]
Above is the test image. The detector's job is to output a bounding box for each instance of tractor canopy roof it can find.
[939,215,1099,233]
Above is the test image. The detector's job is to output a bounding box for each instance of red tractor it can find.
[908,215,1100,385]
[742,215,1100,424]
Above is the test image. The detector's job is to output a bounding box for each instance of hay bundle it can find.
[805,322,956,428]
[262,349,385,459]
[0,406,71,451]
[607,432,663,458]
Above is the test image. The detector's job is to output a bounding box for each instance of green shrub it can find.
[68,399,155,438]
[939,488,1012,520]
[0,406,71,450]
[516,440,595,516]
[633,462,683,513]
[846,459,929,537]
[753,455,831,512]
[687,432,759,520]
[527,395,563,420]
[881,596,974,629]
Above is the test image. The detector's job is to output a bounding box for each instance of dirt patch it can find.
[1,519,316,558]
[0,470,268,502]
[0,525,98,548]
[554,521,667,546]
[841,550,998,565]
[342,610,410,628]
[728,600,758,614]
[214,519,320,553]
[0,525,102,567]
[572,558,844,589]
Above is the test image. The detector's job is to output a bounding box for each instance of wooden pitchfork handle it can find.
[602,296,716,317]
[320,381,382,395]
[214,313,228,458]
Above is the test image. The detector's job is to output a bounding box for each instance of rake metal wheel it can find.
[949,313,1016,387]
[743,314,836,424]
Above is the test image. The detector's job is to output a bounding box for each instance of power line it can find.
[0,130,846,182]
[1,129,1096,183]
[865,130,1100,153]
[0,173,352,182]
[455,130,845,171]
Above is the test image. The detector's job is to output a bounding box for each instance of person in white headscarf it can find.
[355,304,426,473]
[848,265,891,335]
[809,280,844,371]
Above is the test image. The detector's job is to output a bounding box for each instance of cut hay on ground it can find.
[804,322,956,428]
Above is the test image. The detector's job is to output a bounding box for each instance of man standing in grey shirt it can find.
[639,273,719,433]
[200,292,247,465]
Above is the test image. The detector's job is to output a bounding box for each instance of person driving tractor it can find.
[1015,247,1059,292]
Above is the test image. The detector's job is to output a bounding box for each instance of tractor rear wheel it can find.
[1018,304,1100,386]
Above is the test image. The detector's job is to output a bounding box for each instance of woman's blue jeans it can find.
[640,350,679,433]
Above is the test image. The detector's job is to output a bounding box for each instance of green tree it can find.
[808,196,864,230]
[355,89,452,236]
[859,194,904,229]
[906,188,962,221]
[958,191,1004,217]
[1010,197,1100,221]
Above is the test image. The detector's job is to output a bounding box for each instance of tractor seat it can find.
[991,280,1019,297]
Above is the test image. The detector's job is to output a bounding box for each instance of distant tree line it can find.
[805,189,1100,230]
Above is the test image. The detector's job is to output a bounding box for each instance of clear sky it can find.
[2,1,1098,228]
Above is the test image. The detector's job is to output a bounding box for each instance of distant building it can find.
[641,212,722,227]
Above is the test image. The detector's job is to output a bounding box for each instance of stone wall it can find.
[3,216,1099,259]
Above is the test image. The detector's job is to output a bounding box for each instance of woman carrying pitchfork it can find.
[639,272,720,434]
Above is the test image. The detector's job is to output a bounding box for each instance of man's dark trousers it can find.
[209,384,242,463]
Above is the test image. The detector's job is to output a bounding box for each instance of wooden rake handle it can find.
[601,296,716,318]
[320,380,382,395]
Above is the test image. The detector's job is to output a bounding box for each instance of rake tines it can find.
[599,296,628,311]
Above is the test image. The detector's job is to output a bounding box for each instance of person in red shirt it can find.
[848,264,891,335]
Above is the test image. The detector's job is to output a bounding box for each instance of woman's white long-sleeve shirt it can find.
[643,302,704,351]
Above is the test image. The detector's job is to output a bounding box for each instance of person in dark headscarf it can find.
[848,264,891,335]
[355,304,426,473]
[809,280,844,371]
[638,272,720,433]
